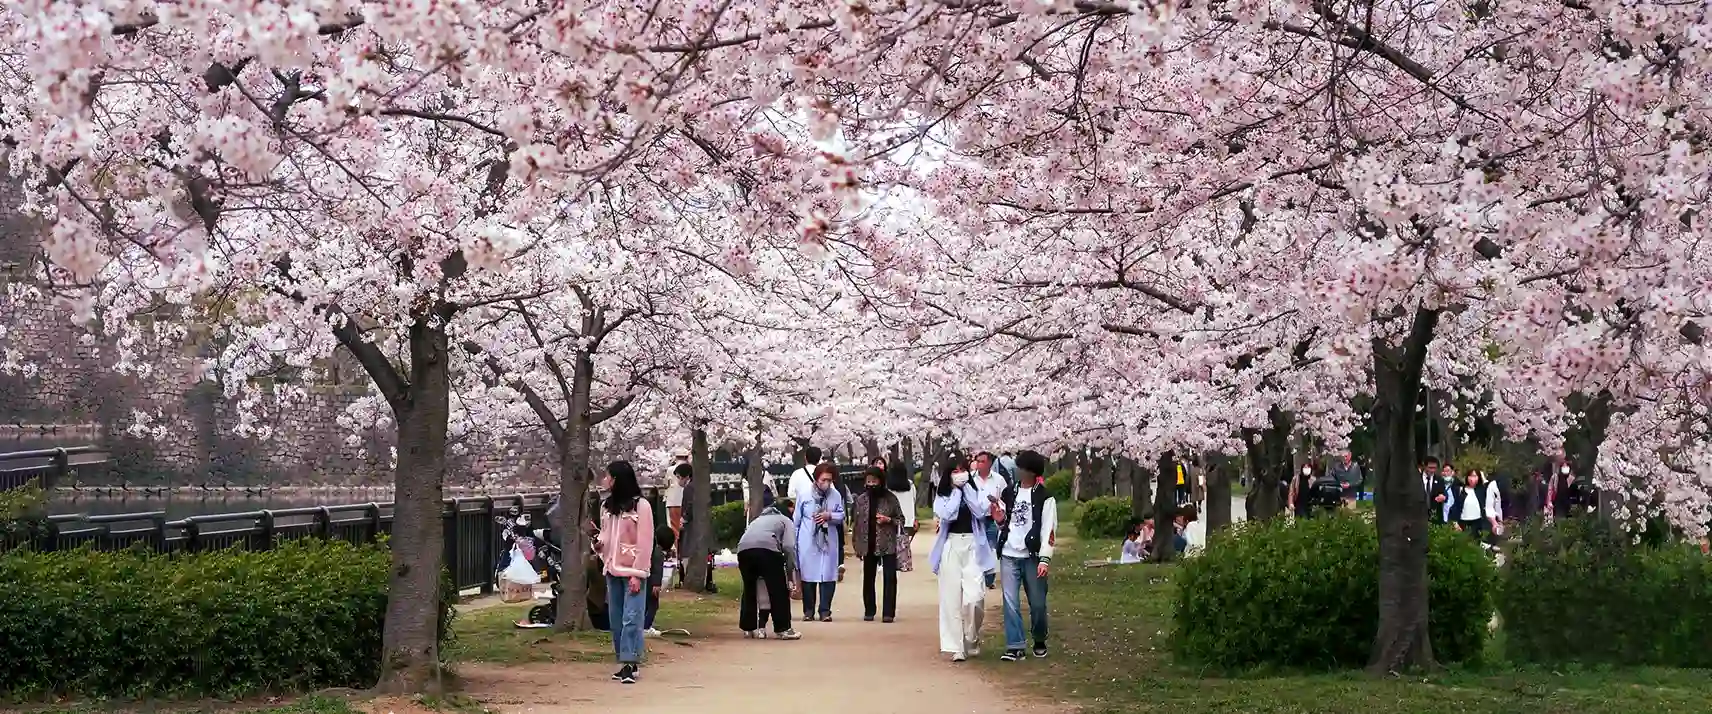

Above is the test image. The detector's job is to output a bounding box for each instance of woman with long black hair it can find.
[595,461,654,684]
[929,451,995,662]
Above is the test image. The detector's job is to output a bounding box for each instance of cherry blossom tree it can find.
[7,0,1710,683]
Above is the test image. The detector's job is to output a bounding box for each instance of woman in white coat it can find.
[928,452,996,662]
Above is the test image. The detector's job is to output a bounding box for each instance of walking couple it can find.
[930,449,1057,663]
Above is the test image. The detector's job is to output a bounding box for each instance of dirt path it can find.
[458,538,1067,714]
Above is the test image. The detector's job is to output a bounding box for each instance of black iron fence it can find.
[2,458,907,594]
[0,446,108,491]
[5,493,558,594]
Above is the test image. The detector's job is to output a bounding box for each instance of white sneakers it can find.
[643,628,663,638]
[744,629,802,640]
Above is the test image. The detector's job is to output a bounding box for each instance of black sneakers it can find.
[1033,644,1049,658]
[1001,649,1025,661]
[613,664,637,684]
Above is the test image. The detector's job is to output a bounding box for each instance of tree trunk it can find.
[553,341,599,632]
[683,427,715,592]
[1368,307,1441,674]
[745,437,767,519]
[1564,390,1616,522]
[1206,452,1234,532]
[1243,407,1294,521]
[862,437,883,463]
[1148,451,1179,563]
[918,434,944,509]
[1114,456,1135,500]
[1130,458,1153,520]
[376,321,450,695]
[553,442,594,631]
[1093,455,1114,497]
[1073,448,1091,502]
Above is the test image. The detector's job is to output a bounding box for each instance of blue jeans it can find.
[605,574,646,664]
[1000,555,1049,649]
[983,520,1001,587]
[802,581,837,618]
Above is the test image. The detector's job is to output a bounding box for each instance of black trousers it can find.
[836,525,846,566]
[1459,518,1490,541]
[737,548,792,633]
[862,553,898,619]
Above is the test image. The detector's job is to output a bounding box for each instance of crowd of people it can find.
[555,445,1704,685]
[577,445,1063,684]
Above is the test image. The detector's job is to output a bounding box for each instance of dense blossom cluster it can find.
[1,0,1707,538]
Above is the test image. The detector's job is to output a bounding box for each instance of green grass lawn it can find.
[981,537,1712,714]
[445,565,741,666]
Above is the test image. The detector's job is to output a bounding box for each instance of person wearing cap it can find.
[995,450,1057,661]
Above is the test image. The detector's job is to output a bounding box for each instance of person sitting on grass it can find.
[1119,519,1147,564]
[1171,506,1197,554]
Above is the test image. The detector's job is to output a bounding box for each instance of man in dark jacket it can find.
[995,450,1058,661]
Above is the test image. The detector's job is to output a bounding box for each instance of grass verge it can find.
[981,537,1712,714]
[445,566,741,666]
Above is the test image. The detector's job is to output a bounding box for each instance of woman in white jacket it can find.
[928,452,995,662]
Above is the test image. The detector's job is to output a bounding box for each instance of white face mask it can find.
[951,471,970,487]
[1560,466,1570,475]
[1302,467,1312,475]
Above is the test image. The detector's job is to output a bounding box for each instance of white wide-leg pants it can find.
[937,533,985,655]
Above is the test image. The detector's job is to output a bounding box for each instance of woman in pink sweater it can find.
[597,461,654,684]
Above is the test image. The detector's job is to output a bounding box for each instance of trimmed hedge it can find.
[1077,496,1132,539]
[1499,517,1712,667]
[1172,513,1495,670]
[1044,470,1073,502]
[0,538,454,698]
[712,501,747,549]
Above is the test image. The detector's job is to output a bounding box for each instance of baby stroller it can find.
[494,508,562,627]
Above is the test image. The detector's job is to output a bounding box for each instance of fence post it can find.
[481,496,496,595]
[150,514,167,552]
[367,503,383,542]
[315,507,333,539]
[184,519,202,553]
[33,519,60,552]
[49,448,69,491]
[256,510,276,550]
[442,499,459,592]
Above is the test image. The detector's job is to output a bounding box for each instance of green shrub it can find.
[0,486,48,546]
[0,538,454,698]
[711,501,747,548]
[1499,517,1712,667]
[1044,470,1073,502]
[1172,513,1494,670]
[1077,496,1133,539]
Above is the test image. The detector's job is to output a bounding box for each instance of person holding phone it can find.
[795,463,846,621]
[595,461,653,685]
[930,451,996,662]
[971,452,1009,589]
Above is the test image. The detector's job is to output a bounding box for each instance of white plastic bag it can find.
[503,545,542,586]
